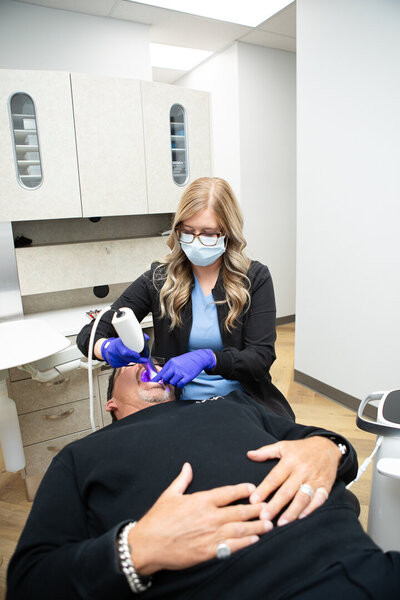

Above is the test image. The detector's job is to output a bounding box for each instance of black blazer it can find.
[77,260,294,419]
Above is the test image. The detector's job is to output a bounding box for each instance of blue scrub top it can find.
[180,275,244,400]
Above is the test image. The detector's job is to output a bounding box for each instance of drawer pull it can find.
[42,408,75,421]
[47,445,63,452]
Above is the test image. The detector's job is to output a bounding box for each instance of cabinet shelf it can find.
[11,113,35,118]
[20,175,41,181]
[17,160,40,166]
[15,145,39,153]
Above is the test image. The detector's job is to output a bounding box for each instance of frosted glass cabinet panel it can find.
[141,82,211,213]
[71,73,147,217]
[0,70,81,221]
[170,104,189,186]
[9,93,43,189]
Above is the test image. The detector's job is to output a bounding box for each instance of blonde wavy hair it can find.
[154,177,251,331]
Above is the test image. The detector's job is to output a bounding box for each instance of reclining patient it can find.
[7,364,400,599]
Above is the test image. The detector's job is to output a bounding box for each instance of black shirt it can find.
[7,392,379,600]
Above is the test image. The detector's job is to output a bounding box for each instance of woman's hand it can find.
[128,463,272,575]
[151,349,216,387]
[100,336,150,368]
[247,436,342,525]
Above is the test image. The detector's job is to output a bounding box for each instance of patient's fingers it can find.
[219,502,268,523]
[258,472,302,521]
[273,481,331,525]
[247,442,283,462]
[207,483,257,507]
[163,462,193,495]
[218,535,260,557]
[273,479,316,525]
[298,486,330,519]
[249,452,292,505]
[220,518,273,541]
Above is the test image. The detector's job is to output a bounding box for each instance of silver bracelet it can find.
[118,522,152,594]
[329,436,348,459]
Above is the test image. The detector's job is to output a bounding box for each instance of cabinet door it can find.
[71,73,147,217]
[0,69,81,221]
[141,81,211,214]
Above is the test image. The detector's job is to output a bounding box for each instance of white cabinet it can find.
[0,69,82,221]
[1,70,211,221]
[141,81,212,213]
[70,73,147,217]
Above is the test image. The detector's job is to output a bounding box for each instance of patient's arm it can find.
[128,462,272,576]
[7,459,270,600]
[246,412,357,526]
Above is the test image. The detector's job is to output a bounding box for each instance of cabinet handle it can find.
[47,445,63,452]
[42,408,74,421]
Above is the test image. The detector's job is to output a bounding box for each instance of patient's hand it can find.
[247,436,342,525]
[127,463,272,575]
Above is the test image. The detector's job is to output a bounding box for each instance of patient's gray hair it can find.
[107,369,119,422]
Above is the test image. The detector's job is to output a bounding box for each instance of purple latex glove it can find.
[101,335,150,368]
[151,349,216,388]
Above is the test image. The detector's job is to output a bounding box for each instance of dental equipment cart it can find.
[357,389,400,551]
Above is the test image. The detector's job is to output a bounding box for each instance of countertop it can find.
[24,304,153,337]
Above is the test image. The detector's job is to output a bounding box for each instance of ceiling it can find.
[14,0,296,83]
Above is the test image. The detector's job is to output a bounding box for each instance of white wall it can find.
[0,0,151,79]
[295,0,400,399]
[177,42,296,318]
[238,43,296,318]
[176,44,241,197]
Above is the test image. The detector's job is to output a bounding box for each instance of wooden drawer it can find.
[11,368,90,415]
[20,398,101,446]
[24,429,93,477]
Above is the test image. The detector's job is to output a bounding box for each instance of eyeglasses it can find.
[176,228,224,247]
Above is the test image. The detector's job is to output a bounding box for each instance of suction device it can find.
[357,389,400,551]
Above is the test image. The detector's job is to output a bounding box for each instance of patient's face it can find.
[105,363,174,420]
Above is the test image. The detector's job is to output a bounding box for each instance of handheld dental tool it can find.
[87,306,160,432]
[111,307,158,380]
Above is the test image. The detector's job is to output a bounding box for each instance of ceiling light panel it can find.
[127,0,294,27]
[150,43,213,70]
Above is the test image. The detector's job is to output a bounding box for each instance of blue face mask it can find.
[180,236,226,267]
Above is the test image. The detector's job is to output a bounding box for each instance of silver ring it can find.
[299,483,314,498]
[216,542,231,560]
[315,486,329,500]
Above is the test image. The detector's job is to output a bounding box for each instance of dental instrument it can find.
[112,307,158,381]
[87,307,159,432]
